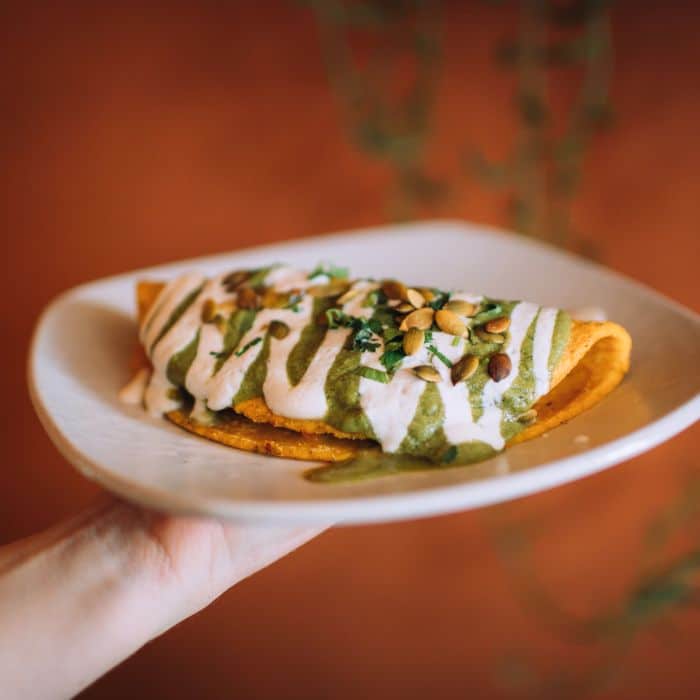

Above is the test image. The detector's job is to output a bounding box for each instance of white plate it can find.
[29,221,700,524]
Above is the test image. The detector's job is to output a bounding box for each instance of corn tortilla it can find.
[135,280,631,461]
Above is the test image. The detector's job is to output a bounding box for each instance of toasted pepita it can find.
[201,298,218,323]
[406,288,425,309]
[485,316,511,334]
[435,309,467,336]
[444,299,477,317]
[517,408,538,425]
[308,280,350,298]
[413,365,442,382]
[237,286,261,310]
[450,354,479,384]
[488,353,512,382]
[381,279,408,300]
[336,286,362,305]
[396,302,415,313]
[268,320,290,339]
[418,287,436,302]
[475,328,505,344]
[400,307,434,331]
[222,270,250,291]
[403,328,424,355]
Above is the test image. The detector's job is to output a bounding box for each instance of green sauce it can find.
[397,382,448,459]
[500,313,538,441]
[215,309,256,372]
[166,331,200,386]
[287,297,333,386]
[233,333,271,405]
[549,310,571,373]
[324,345,376,437]
[151,285,202,352]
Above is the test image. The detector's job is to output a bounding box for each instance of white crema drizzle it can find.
[137,267,562,454]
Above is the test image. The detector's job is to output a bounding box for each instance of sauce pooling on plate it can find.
[137,265,571,466]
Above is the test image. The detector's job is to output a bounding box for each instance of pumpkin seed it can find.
[435,309,467,336]
[201,298,218,323]
[260,288,285,308]
[488,353,512,381]
[517,409,538,425]
[403,328,424,355]
[381,279,408,300]
[413,365,441,382]
[406,288,425,309]
[444,299,477,317]
[451,354,479,384]
[399,307,434,331]
[475,328,505,344]
[237,286,261,310]
[485,316,511,334]
[222,270,250,291]
[268,320,290,339]
[336,286,362,305]
[396,302,414,313]
[308,280,350,298]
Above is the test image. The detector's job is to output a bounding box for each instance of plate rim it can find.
[28,219,700,524]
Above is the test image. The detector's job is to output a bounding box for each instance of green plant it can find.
[469,0,614,250]
[302,0,446,219]
[305,0,614,252]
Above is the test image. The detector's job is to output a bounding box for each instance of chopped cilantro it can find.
[325,309,381,352]
[427,343,453,368]
[325,308,350,328]
[209,350,227,359]
[362,290,379,308]
[234,336,262,357]
[247,266,273,288]
[379,346,405,372]
[379,325,406,373]
[356,366,390,384]
[441,445,458,463]
[471,303,503,325]
[284,293,303,312]
[427,290,451,310]
[308,262,349,281]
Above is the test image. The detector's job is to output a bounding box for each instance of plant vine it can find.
[301,0,446,220]
[303,0,615,252]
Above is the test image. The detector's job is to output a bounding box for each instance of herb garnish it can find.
[325,309,382,352]
[284,293,303,312]
[362,290,380,308]
[471,303,503,325]
[378,326,405,373]
[209,350,227,359]
[427,290,451,310]
[441,445,458,463]
[234,336,262,357]
[308,262,349,281]
[427,343,453,368]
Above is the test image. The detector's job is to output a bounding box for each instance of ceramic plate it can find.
[29,221,700,524]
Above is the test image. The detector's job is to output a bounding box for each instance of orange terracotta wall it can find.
[2,2,699,698]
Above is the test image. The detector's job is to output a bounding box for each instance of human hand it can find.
[0,496,326,699]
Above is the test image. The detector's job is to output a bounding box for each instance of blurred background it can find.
[3,1,700,697]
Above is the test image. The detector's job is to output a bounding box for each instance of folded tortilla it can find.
[127,267,631,467]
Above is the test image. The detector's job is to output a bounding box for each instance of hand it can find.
[0,496,326,699]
